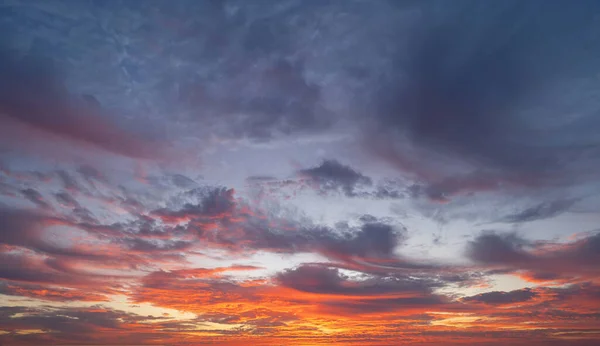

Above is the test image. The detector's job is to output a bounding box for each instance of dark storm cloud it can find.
[298,159,373,197]
[463,288,537,305]
[368,0,600,193]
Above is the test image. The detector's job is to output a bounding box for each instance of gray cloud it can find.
[0,251,86,286]
[0,42,158,158]
[467,231,600,281]
[54,191,80,208]
[0,207,111,261]
[498,199,577,223]
[466,232,533,265]
[20,188,51,209]
[152,187,236,221]
[463,288,537,305]
[0,305,165,345]
[77,164,107,185]
[55,170,83,192]
[366,0,600,197]
[151,186,409,264]
[298,159,373,197]
[209,213,408,264]
[120,238,194,253]
[277,264,442,296]
[170,174,197,189]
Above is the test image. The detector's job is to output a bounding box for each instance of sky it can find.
[1,0,600,345]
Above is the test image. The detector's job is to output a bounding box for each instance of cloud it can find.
[0,251,91,287]
[467,231,600,282]
[20,188,51,209]
[1,2,600,345]
[131,266,279,322]
[0,207,111,260]
[321,295,447,315]
[298,159,373,197]
[250,165,404,200]
[0,305,174,345]
[170,174,197,189]
[54,191,80,208]
[365,0,600,196]
[466,232,533,265]
[55,170,83,192]
[120,238,194,253]
[151,186,408,264]
[202,59,331,141]
[77,164,107,185]
[498,199,577,223]
[152,187,236,223]
[0,281,109,302]
[0,43,160,159]
[212,212,407,265]
[277,264,442,297]
[463,288,537,305]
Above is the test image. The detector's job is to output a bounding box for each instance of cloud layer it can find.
[1,1,600,345]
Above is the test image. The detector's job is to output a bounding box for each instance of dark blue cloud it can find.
[369,0,600,194]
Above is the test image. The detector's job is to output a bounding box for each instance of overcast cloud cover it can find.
[1,1,600,345]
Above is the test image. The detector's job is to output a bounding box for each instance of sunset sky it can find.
[1,1,600,345]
